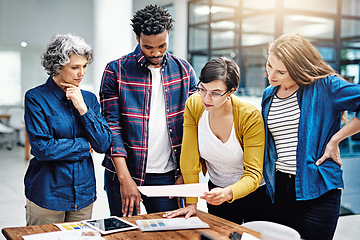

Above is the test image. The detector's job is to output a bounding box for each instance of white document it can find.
[22,230,105,240]
[135,217,210,231]
[137,183,208,197]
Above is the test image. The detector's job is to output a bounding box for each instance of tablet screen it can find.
[83,216,138,234]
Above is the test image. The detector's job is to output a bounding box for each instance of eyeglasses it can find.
[196,86,229,98]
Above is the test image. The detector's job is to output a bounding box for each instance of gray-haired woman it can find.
[24,34,111,225]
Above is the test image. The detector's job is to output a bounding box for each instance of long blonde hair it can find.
[268,33,339,85]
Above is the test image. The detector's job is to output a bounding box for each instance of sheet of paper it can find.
[135,217,210,231]
[137,183,208,197]
[55,222,92,231]
[23,230,82,240]
[22,230,105,240]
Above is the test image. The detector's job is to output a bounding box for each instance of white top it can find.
[198,110,244,188]
[267,91,300,175]
[146,67,174,173]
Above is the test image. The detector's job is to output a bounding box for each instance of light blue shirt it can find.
[261,75,360,202]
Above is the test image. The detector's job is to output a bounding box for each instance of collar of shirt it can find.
[46,76,66,102]
[134,44,168,68]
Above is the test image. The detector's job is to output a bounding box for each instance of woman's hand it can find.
[88,142,93,153]
[60,82,88,115]
[316,139,342,166]
[163,204,196,219]
[200,187,233,205]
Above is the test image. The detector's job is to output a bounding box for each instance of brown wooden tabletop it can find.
[0,114,11,119]
[2,210,260,240]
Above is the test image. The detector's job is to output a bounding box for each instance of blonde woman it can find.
[262,33,360,240]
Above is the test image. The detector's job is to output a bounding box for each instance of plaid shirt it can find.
[100,45,197,185]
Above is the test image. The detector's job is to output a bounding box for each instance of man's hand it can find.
[60,82,88,115]
[119,176,142,217]
[113,156,142,217]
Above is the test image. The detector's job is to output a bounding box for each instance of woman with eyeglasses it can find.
[163,57,272,224]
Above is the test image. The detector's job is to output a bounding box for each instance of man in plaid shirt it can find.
[100,5,197,217]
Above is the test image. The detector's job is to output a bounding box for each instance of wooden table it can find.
[2,210,260,240]
[0,114,11,120]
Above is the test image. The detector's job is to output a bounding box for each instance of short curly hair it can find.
[131,5,174,36]
[41,34,94,76]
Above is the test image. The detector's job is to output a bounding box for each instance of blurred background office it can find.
[0,0,359,239]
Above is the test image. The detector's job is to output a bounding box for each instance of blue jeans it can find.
[274,171,341,240]
[104,169,179,217]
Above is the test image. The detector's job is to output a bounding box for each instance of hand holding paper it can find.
[137,183,208,197]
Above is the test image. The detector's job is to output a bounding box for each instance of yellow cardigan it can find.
[180,94,265,204]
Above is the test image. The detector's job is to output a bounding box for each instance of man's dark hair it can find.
[131,5,174,37]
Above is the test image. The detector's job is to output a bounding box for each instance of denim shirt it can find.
[261,75,360,202]
[24,77,112,211]
[100,45,197,185]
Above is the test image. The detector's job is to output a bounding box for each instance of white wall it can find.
[93,0,133,95]
[0,0,94,105]
[0,0,188,105]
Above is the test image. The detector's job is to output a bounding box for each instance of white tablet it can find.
[81,216,138,235]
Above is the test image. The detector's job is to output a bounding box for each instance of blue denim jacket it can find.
[24,77,112,211]
[261,75,360,202]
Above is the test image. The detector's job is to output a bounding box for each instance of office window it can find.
[211,30,235,49]
[341,64,359,84]
[341,49,360,60]
[242,0,275,10]
[242,15,274,47]
[0,51,21,105]
[189,24,209,51]
[317,47,335,61]
[211,49,237,60]
[212,0,239,7]
[283,14,334,40]
[341,19,360,38]
[189,1,210,24]
[342,0,360,16]
[191,55,208,79]
[285,0,337,14]
[210,6,236,22]
[242,46,268,96]
[343,39,360,48]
